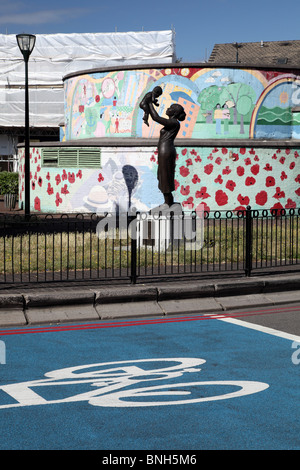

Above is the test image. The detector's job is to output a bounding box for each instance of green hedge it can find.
[0,172,19,195]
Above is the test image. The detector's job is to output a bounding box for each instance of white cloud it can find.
[205,77,215,83]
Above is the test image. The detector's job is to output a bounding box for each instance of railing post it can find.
[245,205,253,277]
[129,214,137,284]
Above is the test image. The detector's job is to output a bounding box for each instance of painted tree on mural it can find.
[219,83,256,134]
[198,83,256,134]
[198,86,222,124]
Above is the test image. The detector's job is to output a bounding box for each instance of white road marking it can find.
[218,316,300,342]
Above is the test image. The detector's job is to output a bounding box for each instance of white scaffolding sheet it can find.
[0,31,175,127]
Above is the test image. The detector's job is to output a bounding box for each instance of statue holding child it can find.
[140,86,186,206]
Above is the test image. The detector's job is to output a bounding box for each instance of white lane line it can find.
[218,316,300,342]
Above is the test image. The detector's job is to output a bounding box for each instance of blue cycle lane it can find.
[0,312,299,450]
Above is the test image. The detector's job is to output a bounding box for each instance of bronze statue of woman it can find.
[141,90,186,206]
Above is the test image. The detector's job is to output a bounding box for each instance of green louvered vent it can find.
[42,148,59,167]
[78,149,101,168]
[42,148,101,168]
[58,149,78,167]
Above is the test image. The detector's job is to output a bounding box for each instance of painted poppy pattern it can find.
[174,147,300,212]
[19,146,300,214]
[19,148,86,212]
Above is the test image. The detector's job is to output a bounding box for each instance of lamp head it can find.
[16,34,36,61]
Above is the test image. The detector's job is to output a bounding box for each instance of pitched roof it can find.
[208,40,300,67]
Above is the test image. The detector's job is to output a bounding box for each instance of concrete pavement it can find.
[0,272,300,326]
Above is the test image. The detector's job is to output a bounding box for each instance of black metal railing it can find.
[0,207,299,284]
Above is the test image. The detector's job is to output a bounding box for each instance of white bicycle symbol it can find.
[0,358,269,409]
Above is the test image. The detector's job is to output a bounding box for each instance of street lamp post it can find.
[16,34,36,217]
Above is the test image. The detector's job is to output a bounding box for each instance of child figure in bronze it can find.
[139,86,163,127]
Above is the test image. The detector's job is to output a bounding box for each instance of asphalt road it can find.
[0,302,299,451]
[216,302,300,336]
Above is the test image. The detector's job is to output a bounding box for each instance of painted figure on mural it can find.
[115,116,119,133]
[214,103,223,135]
[140,88,186,206]
[139,86,163,127]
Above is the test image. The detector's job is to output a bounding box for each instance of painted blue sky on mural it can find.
[1,0,300,62]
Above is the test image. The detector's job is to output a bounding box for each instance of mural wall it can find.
[18,65,300,214]
[64,67,300,141]
[19,145,300,214]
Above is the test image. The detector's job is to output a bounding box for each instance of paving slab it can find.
[25,305,99,325]
[265,290,300,305]
[0,310,26,327]
[217,293,273,310]
[95,301,163,319]
[158,297,222,315]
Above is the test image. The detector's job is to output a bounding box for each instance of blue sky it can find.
[1,0,300,62]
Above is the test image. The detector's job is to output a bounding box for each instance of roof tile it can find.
[208,40,300,67]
